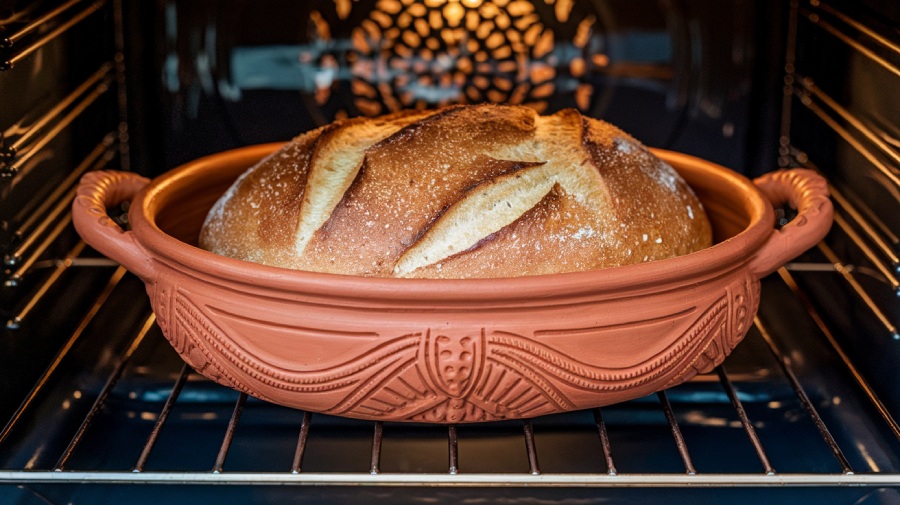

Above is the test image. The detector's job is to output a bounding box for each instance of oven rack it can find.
[786,1,900,267]
[1,0,121,274]
[1,258,899,491]
[0,0,108,72]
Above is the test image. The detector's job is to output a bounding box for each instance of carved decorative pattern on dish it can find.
[155,286,247,394]
[155,286,758,421]
[668,276,761,385]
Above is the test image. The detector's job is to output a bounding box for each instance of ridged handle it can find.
[749,169,833,278]
[72,170,154,280]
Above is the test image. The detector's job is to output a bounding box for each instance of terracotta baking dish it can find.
[73,144,832,423]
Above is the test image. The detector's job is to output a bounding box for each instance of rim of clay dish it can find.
[130,145,774,304]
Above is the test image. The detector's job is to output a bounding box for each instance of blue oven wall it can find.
[2,485,899,505]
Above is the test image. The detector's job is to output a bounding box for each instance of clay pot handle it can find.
[72,170,155,281]
[749,168,833,278]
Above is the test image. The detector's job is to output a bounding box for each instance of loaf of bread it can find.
[199,105,712,278]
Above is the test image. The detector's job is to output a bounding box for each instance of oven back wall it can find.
[121,0,776,176]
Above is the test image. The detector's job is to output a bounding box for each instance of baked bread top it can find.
[199,104,712,278]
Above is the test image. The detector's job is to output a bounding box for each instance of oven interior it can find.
[1,0,899,503]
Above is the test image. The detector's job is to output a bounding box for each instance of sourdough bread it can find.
[199,105,712,278]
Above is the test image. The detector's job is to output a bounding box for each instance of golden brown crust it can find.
[199,126,323,260]
[302,104,540,275]
[200,105,713,278]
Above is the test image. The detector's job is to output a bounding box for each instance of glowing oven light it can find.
[309,0,602,116]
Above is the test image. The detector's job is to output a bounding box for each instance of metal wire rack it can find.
[0,262,898,489]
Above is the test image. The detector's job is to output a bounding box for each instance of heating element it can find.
[1,0,900,503]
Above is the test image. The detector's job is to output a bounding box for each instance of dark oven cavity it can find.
[1,1,898,503]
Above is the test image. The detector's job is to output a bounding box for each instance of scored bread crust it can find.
[199,104,713,278]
